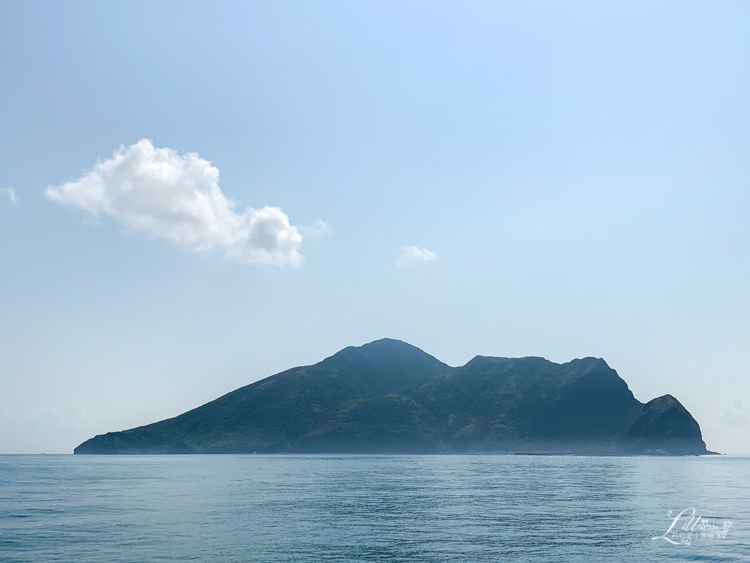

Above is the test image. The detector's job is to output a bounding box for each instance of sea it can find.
[0,454,748,562]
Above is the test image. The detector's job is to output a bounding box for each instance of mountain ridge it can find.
[75,339,712,456]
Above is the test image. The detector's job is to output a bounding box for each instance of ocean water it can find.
[0,454,748,562]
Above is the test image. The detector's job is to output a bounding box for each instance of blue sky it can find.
[1,1,749,453]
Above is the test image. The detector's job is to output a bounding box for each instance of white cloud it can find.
[299,219,332,238]
[46,139,308,266]
[721,399,747,427]
[396,245,437,266]
[0,404,95,454]
[2,187,17,204]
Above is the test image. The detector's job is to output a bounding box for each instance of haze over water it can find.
[1,455,748,562]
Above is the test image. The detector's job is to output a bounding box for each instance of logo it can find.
[652,508,732,546]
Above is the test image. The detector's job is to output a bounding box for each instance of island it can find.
[75,339,712,455]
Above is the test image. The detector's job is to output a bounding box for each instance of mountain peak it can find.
[359,338,424,353]
[624,394,708,454]
[324,338,447,369]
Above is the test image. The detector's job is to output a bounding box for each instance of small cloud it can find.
[299,219,332,238]
[721,399,747,427]
[2,187,17,204]
[45,139,321,267]
[396,245,437,266]
[0,405,96,454]
[29,404,93,430]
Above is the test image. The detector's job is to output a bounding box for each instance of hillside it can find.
[75,339,711,455]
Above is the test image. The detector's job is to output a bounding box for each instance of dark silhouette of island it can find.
[75,339,712,455]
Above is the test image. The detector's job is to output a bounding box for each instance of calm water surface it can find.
[0,454,748,562]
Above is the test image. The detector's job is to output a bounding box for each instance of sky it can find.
[1,0,749,454]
